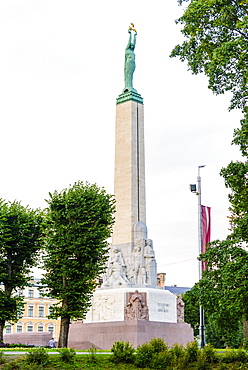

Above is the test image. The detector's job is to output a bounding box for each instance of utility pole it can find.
[190,165,206,348]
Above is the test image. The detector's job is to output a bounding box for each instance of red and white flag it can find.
[201,205,211,270]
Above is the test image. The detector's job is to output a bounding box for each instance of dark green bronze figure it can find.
[124,24,137,93]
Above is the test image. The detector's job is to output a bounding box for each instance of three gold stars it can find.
[129,23,137,32]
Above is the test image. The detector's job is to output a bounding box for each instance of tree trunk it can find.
[58,315,70,348]
[0,320,5,343]
[243,321,248,339]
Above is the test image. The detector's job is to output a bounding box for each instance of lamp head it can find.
[190,184,197,192]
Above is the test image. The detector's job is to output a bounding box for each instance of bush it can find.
[87,344,97,363]
[3,360,22,370]
[201,343,218,364]
[0,351,6,364]
[135,342,154,368]
[242,337,248,350]
[58,348,76,363]
[111,341,135,364]
[170,343,185,369]
[25,347,49,365]
[221,348,248,363]
[149,338,168,354]
[151,349,173,369]
[170,343,185,359]
[196,355,212,370]
[183,341,200,364]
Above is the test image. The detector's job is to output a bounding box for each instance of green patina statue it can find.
[124,24,137,93]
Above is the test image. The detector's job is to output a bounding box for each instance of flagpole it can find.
[197,165,205,348]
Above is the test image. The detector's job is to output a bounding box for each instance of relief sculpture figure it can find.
[177,294,185,323]
[144,239,156,285]
[124,302,134,321]
[104,246,130,287]
[124,290,149,321]
[129,290,143,319]
[141,302,149,320]
[132,240,146,285]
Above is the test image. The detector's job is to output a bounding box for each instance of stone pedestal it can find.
[68,320,193,350]
[68,287,194,349]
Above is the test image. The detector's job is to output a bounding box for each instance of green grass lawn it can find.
[0,354,247,370]
[0,348,248,369]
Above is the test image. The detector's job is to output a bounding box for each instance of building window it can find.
[48,325,54,334]
[27,325,33,332]
[17,325,23,333]
[48,305,53,315]
[38,306,44,317]
[18,289,23,296]
[5,325,11,333]
[38,325,44,332]
[28,290,34,298]
[28,305,34,317]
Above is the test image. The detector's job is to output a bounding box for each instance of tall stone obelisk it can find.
[112,95,145,246]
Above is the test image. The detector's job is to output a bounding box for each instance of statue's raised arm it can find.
[124,24,137,93]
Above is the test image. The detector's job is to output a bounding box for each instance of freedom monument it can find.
[69,25,193,349]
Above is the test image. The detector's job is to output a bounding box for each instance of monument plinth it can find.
[68,26,193,349]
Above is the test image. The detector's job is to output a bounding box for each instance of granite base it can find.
[68,320,194,350]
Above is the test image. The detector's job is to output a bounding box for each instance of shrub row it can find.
[111,339,248,369]
[0,343,35,348]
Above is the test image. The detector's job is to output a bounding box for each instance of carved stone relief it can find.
[177,294,185,323]
[92,295,114,321]
[124,290,149,321]
[103,246,130,287]
[144,239,157,286]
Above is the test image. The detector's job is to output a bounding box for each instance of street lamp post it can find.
[190,165,206,348]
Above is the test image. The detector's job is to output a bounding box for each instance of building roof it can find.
[165,286,191,295]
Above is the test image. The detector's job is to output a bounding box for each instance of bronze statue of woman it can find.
[124,26,137,92]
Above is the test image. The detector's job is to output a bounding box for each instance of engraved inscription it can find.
[157,302,170,313]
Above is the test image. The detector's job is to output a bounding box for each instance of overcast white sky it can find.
[0,1,243,287]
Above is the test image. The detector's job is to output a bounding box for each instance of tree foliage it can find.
[171,0,248,111]
[199,112,248,345]
[0,200,44,341]
[183,288,199,337]
[187,112,248,346]
[171,0,248,346]
[42,181,115,348]
[220,112,248,241]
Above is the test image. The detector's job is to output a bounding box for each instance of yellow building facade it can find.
[4,279,60,341]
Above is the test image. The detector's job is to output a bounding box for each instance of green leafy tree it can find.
[42,181,115,348]
[199,239,247,346]
[200,111,248,346]
[183,287,200,337]
[220,112,248,241]
[184,115,248,346]
[171,0,248,346]
[183,287,224,347]
[0,200,44,342]
[171,0,248,111]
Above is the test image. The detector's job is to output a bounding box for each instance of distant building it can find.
[4,279,60,340]
[165,286,191,295]
[157,273,166,287]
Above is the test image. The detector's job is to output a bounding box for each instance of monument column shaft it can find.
[112,100,146,245]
